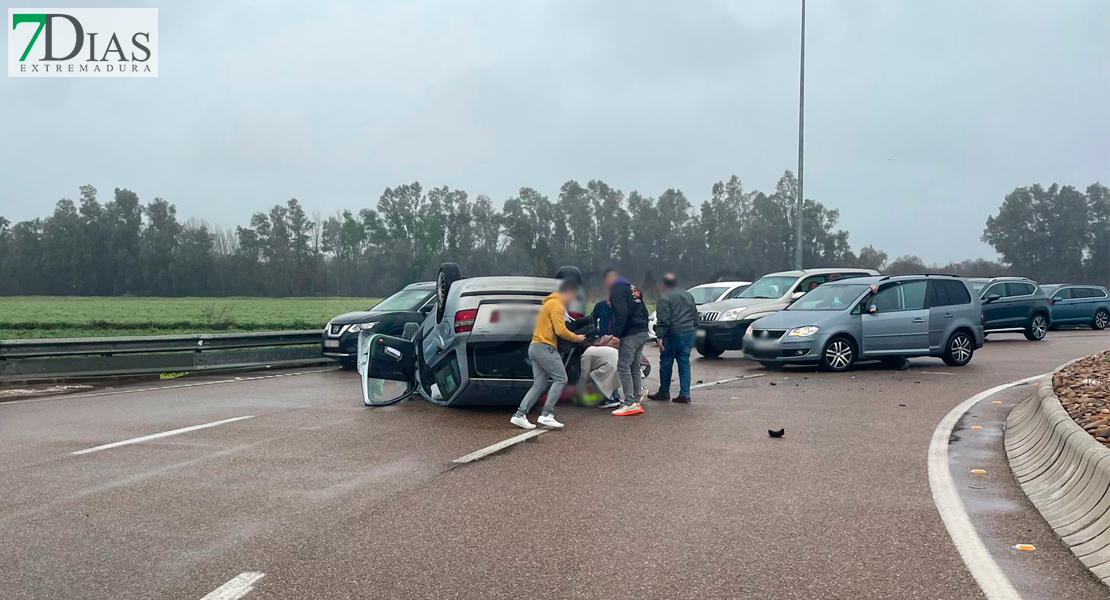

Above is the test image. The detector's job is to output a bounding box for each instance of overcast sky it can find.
[2,0,1107,263]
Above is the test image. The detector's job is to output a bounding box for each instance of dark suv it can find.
[967,277,1052,341]
[322,282,436,367]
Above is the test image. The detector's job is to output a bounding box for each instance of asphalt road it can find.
[2,330,1109,599]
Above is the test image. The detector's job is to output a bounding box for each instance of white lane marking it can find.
[0,370,325,407]
[692,373,764,389]
[919,370,956,376]
[927,374,1042,600]
[70,416,255,456]
[453,429,548,464]
[201,572,265,600]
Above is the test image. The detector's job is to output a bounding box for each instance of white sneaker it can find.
[537,414,564,429]
[510,415,536,430]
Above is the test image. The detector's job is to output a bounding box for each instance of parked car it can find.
[648,280,751,338]
[322,282,436,368]
[966,277,1052,340]
[743,274,984,371]
[1040,284,1110,330]
[357,263,587,407]
[694,268,880,358]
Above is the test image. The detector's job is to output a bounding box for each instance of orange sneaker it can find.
[612,403,644,416]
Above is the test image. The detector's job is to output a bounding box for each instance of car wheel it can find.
[820,336,856,372]
[1094,309,1109,331]
[942,331,974,367]
[695,339,723,358]
[1024,314,1048,341]
[436,262,463,322]
[640,362,651,378]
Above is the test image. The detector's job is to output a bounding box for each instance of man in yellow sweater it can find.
[511,280,586,430]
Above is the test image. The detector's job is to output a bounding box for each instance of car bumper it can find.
[696,319,752,350]
[742,333,827,364]
[321,332,360,358]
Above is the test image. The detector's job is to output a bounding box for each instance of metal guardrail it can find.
[0,331,330,382]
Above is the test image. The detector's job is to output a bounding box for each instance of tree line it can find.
[1,175,1106,299]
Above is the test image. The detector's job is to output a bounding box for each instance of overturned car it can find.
[357,263,589,407]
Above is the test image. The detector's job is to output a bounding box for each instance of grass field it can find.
[0,297,380,339]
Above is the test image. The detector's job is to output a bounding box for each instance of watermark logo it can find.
[8,8,157,77]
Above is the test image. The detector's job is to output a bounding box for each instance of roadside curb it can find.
[1005,364,1110,586]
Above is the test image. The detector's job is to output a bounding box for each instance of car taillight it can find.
[454,309,478,333]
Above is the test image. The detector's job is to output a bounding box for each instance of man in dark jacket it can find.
[607,269,650,416]
[648,273,697,403]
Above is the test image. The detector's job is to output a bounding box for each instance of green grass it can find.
[0,296,380,339]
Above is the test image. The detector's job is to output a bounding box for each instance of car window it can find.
[1093,288,1110,299]
[981,283,1005,299]
[1005,282,1035,297]
[970,281,988,294]
[1052,288,1073,300]
[872,284,904,312]
[901,281,928,310]
[797,275,828,294]
[725,285,749,299]
[786,284,869,311]
[689,286,730,304]
[373,290,435,311]
[738,276,798,299]
[942,280,972,305]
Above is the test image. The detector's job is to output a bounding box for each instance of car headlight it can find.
[350,322,378,332]
[787,326,819,337]
[718,308,747,321]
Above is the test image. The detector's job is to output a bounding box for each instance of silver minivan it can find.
[742,274,985,371]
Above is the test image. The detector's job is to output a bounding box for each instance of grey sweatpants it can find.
[514,342,567,418]
[617,331,649,405]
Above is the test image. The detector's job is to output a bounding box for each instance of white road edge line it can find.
[201,571,265,600]
[691,373,765,389]
[70,416,255,456]
[927,373,1042,600]
[453,429,548,464]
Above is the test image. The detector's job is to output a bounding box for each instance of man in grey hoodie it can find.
[648,273,697,403]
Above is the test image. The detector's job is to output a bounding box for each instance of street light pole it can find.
[794,0,806,271]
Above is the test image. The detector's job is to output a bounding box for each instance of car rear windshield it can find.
[689,286,729,304]
[786,284,869,311]
[371,289,432,311]
[969,281,988,294]
[738,276,797,299]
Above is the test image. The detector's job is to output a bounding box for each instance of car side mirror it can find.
[984,294,1001,304]
[791,291,805,300]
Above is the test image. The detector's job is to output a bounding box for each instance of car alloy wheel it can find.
[823,339,854,371]
[1095,310,1109,331]
[944,332,973,366]
[1029,315,1047,340]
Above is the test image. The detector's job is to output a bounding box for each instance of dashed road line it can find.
[453,429,549,463]
[70,416,255,456]
[200,572,265,600]
[927,374,1042,600]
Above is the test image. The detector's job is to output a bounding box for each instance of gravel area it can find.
[1055,350,1110,447]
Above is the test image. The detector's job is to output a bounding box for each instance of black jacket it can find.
[610,277,650,338]
[655,287,697,339]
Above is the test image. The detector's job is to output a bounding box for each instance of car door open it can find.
[357,332,418,406]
